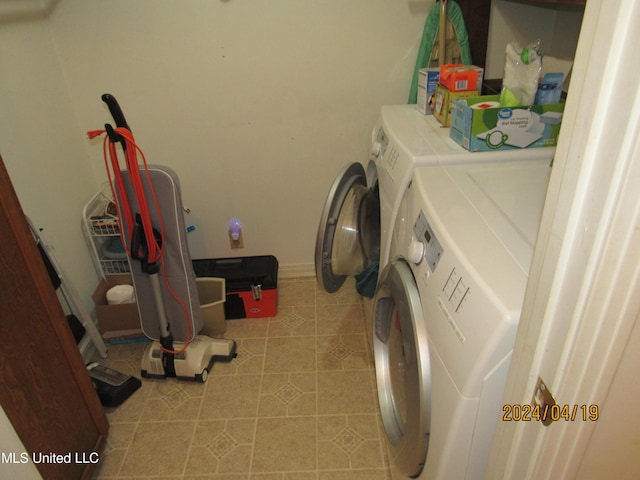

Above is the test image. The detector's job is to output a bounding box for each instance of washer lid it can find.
[377,105,555,173]
[315,163,380,293]
[444,159,551,271]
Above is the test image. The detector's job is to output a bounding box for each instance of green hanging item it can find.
[408,0,472,104]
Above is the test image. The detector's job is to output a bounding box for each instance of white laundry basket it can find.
[196,277,226,337]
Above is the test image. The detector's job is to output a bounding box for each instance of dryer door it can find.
[315,162,380,293]
[373,259,431,477]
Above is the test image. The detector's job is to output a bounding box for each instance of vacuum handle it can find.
[101,93,131,131]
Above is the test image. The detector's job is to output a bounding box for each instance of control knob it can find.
[408,240,425,265]
[370,141,382,158]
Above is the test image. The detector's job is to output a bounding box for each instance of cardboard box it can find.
[439,64,483,92]
[449,94,565,152]
[433,83,478,127]
[92,274,143,340]
[417,67,440,114]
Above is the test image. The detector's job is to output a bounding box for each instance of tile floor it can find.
[91,277,391,479]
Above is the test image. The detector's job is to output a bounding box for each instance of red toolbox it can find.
[192,255,278,319]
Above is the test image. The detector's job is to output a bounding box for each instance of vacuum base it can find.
[140,335,237,383]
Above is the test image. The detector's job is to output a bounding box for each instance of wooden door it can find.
[0,155,108,480]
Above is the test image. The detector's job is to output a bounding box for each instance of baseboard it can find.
[278,263,315,279]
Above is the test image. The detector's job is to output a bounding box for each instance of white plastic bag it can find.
[500,40,542,106]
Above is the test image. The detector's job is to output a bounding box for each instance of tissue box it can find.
[449,95,565,152]
[417,67,440,114]
[433,83,478,127]
[92,274,143,340]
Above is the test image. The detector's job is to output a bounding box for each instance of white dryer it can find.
[373,158,552,479]
[315,105,554,295]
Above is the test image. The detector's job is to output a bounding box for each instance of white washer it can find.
[373,158,551,479]
[315,105,554,295]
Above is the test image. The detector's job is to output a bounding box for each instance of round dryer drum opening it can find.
[315,162,380,293]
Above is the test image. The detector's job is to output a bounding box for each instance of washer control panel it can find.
[413,211,443,271]
[370,126,388,160]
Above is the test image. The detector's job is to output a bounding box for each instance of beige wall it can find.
[1,0,584,302]
[48,0,431,275]
[1,0,430,313]
[0,4,100,307]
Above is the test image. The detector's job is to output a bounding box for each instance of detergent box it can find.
[433,83,478,127]
[439,64,484,92]
[417,67,440,114]
[449,95,565,152]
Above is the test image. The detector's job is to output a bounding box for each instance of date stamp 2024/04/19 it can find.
[502,403,599,422]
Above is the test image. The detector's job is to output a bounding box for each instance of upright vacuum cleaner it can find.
[92,94,236,383]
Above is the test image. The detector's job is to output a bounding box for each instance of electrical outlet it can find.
[228,218,244,249]
[229,228,244,249]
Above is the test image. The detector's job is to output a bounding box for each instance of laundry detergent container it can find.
[196,277,226,337]
[192,255,278,319]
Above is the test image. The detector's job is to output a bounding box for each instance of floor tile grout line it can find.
[113,399,145,478]
[179,416,200,477]
[247,335,267,476]
[182,366,213,477]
